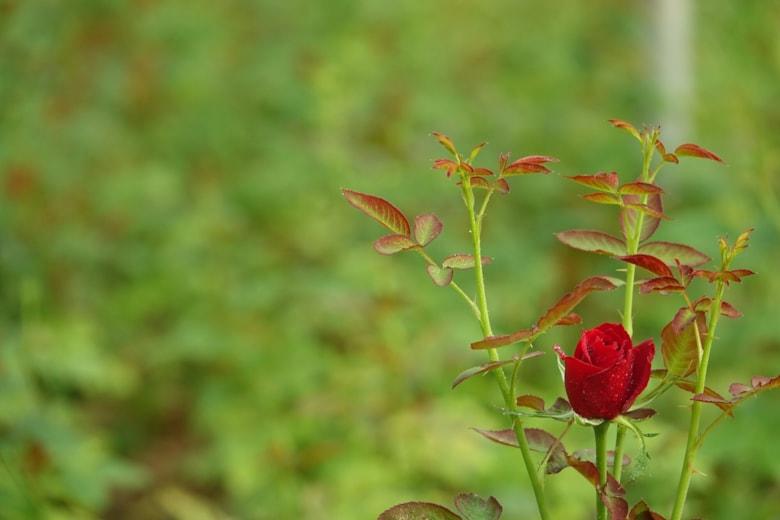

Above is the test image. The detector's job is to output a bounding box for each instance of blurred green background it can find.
[0,0,778,518]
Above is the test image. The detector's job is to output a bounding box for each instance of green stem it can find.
[612,425,627,482]
[670,281,726,520]
[415,249,480,319]
[613,133,654,480]
[462,177,550,520]
[594,422,611,520]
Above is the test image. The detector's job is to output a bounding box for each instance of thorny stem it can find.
[670,280,726,520]
[461,175,551,520]
[613,131,656,481]
[594,422,611,520]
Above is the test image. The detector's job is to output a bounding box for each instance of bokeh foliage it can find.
[0,0,778,518]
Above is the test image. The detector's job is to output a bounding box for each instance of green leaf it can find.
[638,241,710,266]
[661,311,706,377]
[373,235,418,255]
[555,230,626,256]
[426,265,453,287]
[442,254,492,269]
[468,142,488,162]
[378,502,461,520]
[342,189,411,236]
[453,493,502,520]
[451,352,543,389]
[414,214,443,246]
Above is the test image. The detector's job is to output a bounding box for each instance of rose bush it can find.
[556,323,655,420]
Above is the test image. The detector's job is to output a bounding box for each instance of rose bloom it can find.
[555,323,655,420]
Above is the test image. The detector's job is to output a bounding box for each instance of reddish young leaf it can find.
[442,254,493,269]
[692,297,743,318]
[459,162,475,174]
[426,265,453,287]
[567,172,619,192]
[624,202,668,220]
[692,269,717,283]
[629,500,666,520]
[451,352,544,389]
[414,214,443,246]
[582,192,622,205]
[620,193,663,242]
[524,428,569,474]
[662,311,706,377]
[432,158,459,178]
[675,380,733,414]
[608,118,641,142]
[728,382,751,397]
[622,408,656,421]
[470,328,535,350]
[535,277,620,332]
[674,143,723,162]
[556,230,627,256]
[462,177,491,190]
[729,268,756,281]
[567,456,629,520]
[617,254,674,277]
[503,161,551,175]
[516,394,546,412]
[638,241,710,266]
[515,155,559,165]
[471,278,618,350]
[494,178,510,194]
[692,393,730,405]
[342,189,411,236]
[472,428,518,448]
[619,181,664,195]
[751,375,780,390]
[556,313,583,326]
[431,131,458,156]
[373,234,418,255]
[378,502,461,520]
[471,167,494,177]
[655,140,679,164]
[454,493,503,520]
[639,277,685,294]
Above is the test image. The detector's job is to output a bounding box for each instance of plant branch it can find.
[594,422,610,520]
[670,280,726,520]
[461,175,550,520]
[613,131,655,481]
[415,248,480,319]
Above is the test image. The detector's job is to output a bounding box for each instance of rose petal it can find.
[588,337,624,368]
[621,339,656,413]
[565,356,631,419]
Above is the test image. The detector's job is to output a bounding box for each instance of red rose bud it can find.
[555,323,655,420]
